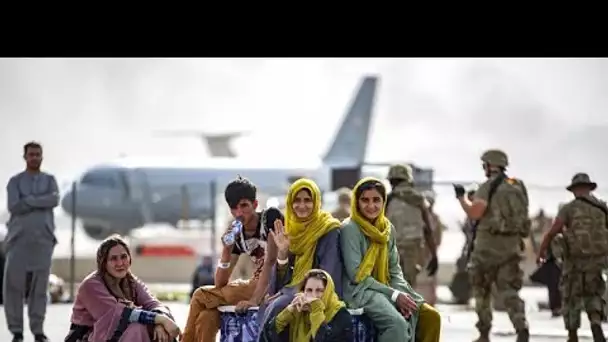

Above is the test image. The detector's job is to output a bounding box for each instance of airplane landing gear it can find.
[82,224,115,241]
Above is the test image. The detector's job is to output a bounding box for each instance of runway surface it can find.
[0,301,603,341]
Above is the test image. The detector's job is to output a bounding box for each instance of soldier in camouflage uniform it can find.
[537,173,608,342]
[385,164,439,289]
[417,190,444,305]
[331,187,351,221]
[453,149,530,342]
[422,191,444,265]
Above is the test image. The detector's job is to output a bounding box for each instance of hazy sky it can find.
[1,58,607,225]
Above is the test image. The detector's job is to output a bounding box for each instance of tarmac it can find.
[48,225,543,287]
[1,286,605,341]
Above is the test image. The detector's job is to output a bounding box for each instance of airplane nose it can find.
[61,191,75,213]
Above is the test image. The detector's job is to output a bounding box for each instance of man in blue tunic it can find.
[4,141,59,342]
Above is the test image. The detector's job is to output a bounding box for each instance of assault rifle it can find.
[466,174,505,261]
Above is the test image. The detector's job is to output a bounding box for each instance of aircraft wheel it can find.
[82,224,114,241]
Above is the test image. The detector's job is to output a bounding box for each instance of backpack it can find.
[480,176,530,237]
[386,188,426,241]
[494,178,531,237]
[562,197,608,257]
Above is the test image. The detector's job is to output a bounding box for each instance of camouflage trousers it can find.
[468,257,528,333]
[397,239,423,288]
[560,259,607,330]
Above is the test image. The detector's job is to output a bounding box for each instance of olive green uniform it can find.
[556,173,608,341]
[386,164,429,288]
[468,150,530,342]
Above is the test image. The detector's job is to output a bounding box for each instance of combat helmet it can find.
[480,149,509,167]
[387,164,413,183]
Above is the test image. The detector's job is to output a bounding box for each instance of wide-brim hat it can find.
[566,173,597,191]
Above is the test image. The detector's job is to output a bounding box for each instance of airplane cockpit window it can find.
[80,169,119,188]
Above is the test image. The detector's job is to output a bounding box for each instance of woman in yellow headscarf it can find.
[260,269,352,342]
[339,177,442,342]
[258,178,343,336]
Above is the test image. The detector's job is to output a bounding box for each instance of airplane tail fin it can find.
[154,131,248,158]
[322,76,379,167]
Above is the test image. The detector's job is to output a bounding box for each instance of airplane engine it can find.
[82,224,119,241]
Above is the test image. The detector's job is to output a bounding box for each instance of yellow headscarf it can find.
[350,177,391,285]
[285,179,341,287]
[278,269,346,342]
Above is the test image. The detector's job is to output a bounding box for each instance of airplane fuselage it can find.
[60,159,331,240]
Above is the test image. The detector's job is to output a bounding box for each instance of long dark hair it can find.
[354,179,386,201]
[96,234,137,301]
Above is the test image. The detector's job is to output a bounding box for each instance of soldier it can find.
[417,190,444,305]
[530,209,552,253]
[537,173,608,342]
[385,164,438,289]
[331,187,351,221]
[453,149,530,342]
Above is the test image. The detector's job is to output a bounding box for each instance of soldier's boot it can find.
[591,324,606,342]
[515,328,529,342]
[473,330,490,342]
[567,329,579,342]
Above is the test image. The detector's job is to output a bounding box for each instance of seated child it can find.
[260,269,353,342]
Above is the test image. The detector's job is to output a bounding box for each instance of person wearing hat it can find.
[452,149,530,342]
[385,164,438,289]
[537,173,608,342]
[331,187,351,221]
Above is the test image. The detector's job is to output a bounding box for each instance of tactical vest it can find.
[386,188,425,241]
[562,197,608,258]
[479,178,531,237]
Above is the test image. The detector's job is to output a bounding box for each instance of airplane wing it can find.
[154,130,248,158]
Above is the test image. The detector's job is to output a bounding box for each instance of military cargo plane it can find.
[60,76,379,240]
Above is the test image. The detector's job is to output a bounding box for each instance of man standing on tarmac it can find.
[453,149,530,342]
[4,141,59,342]
[385,164,439,289]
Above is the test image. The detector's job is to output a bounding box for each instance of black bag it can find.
[449,265,471,305]
[529,258,560,286]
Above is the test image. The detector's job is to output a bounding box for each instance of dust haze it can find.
[1,58,607,221]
